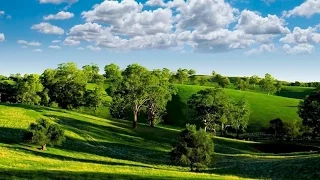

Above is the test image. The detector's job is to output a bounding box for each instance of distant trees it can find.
[214,74,230,88]
[260,73,276,95]
[176,68,189,84]
[82,64,103,83]
[234,77,250,91]
[298,93,320,136]
[269,118,284,136]
[170,124,214,172]
[249,75,260,88]
[275,81,283,94]
[24,119,65,150]
[188,88,251,136]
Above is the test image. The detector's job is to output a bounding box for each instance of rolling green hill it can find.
[166,84,301,132]
[0,103,319,179]
[278,86,315,99]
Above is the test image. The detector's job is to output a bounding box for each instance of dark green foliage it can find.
[24,119,65,150]
[16,74,43,105]
[0,81,18,103]
[234,77,250,91]
[260,73,276,95]
[298,93,320,136]
[110,95,131,120]
[283,120,302,140]
[170,124,214,172]
[214,74,230,88]
[269,118,284,136]
[82,64,101,83]
[84,84,106,110]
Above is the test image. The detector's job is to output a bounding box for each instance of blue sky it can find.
[0,0,320,82]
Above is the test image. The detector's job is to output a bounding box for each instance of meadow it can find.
[0,103,320,179]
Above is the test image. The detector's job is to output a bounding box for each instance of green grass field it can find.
[166,84,301,132]
[0,103,319,179]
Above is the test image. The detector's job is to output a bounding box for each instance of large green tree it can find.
[249,75,260,88]
[230,99,251,138]
[170,124,214,172]
[215,74,230,88]
[82,64,100,83]
[176,68,189,84]
[111,64,153,128]
[188,88,232,133]
[145,69,177,127]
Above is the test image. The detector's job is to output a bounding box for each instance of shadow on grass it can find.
[0,103,68,114]
[41,114,176,166]
[0,127,25,144]
[7,145,156,169]
[0,169,177,180]
[277,88,315,99]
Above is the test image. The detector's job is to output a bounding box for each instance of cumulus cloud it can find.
[0,33,5,42]
[49,45,61,49]
[283,0,320,18]
[43,11,74,20]
[280,26,320,44]
[236,10,289,35]
[39,0,78,5]
[17,40,41,46]
[82,0,173,37]
[0,11,5,17]
[145,0,165,6]
[175,0,237,33]
[245,44,275,55]
[63,38,80,46]
[283,44,315,54]
[33,49,43,52]
[31,22,65,35]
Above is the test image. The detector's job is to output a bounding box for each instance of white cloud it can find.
[39,0,78,5]
[262,0,275,5]
[280,26,320,44]
[283,44,315,54]
[236,10,289,35]
[31,22,64,35]
[283,0,320,18]
[18,40,42,46]
[245,44,275,55]
[0,11,5,17]
[0,33,5,42]
[145,0,165,6]
[52,40,61,43]
[175,0,237,33]
[87,45,101,51]
[49,45,61,49]
[63,38,80,46]
[82,0,173,37]
[44,11,74,20]
[33,49,43,52]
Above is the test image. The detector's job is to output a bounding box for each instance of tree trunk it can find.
[149,119,155,127]
[41,144,47,151]
[133,110,138,129]
[236,129,240,139]
[221,123,225,136]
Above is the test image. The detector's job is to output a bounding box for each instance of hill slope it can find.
[166,84,301,132]
[0,104,320,179]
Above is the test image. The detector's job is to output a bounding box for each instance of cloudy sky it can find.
[0,0,320,82]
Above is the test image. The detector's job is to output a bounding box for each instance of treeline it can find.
[0,62,106,109]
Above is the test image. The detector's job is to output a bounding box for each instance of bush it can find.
[24,119,65,150]
[49,102,59,108]
[170,124,214,172]
[283,120,302,140]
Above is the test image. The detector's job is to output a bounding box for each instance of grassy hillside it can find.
[0,103,319,179]
[278,86,315,99]
[166,84,301,132]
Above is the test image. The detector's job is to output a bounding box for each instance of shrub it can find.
[24,119,65,150]
[170,124,214,172]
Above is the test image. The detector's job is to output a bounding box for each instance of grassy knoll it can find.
[166,84,300,132]
[0,103,320,179]
[278,86,315,99]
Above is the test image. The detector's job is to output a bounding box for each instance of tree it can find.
[249,75,260,88]
[283,120,302,140]
[298,93,320,136]
[275,81,283,94]
[215,74,230,88]
[189,75,198,85]
[17,74,43,105]
[104,63,123,95]
[234,77,250,91]
[176,68,189,84]
[41,63,87,109]
[145,69,177,127]
[188,88,231,133]
[260,73,276,95]
[111,64,153,129]
[198,77,208,86]
[316,85,320,92]
[188,69,196,77]
[82,64,100,83]
[24,119,65,150]
[212,71,217,77]
[39,88,50,106]
[230,99,251,138]
[269,118,284,137]
[170,124,214,172]
[85,83,106,110]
